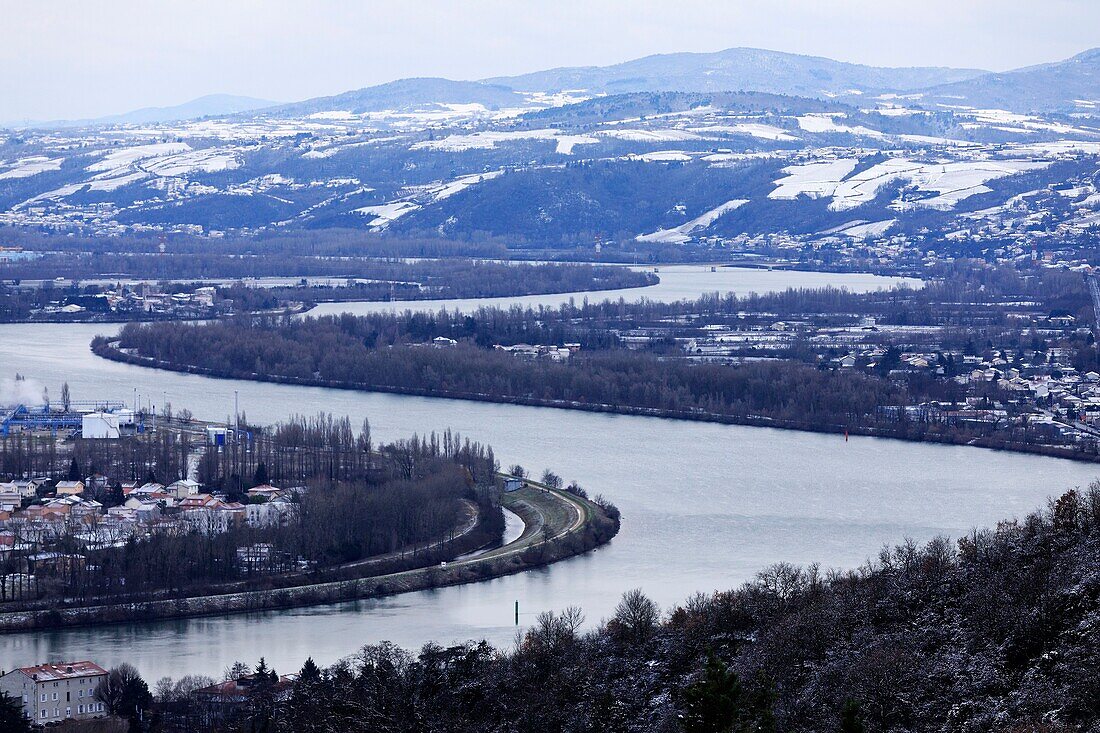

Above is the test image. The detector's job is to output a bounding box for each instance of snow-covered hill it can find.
[0,48,1097,259]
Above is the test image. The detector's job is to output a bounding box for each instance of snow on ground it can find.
[352,171,503,229]
[597,129,704,142]
[86,171,148,192]
[627,151,694,163]
[864,106,926,117]
[637,199,749,243]
[142,148,241,176]
[353,201,420,227]
[769,159,859,200]
[702,151,785,165]
[410,129,598,154]
[308,111,359,120]
[1008,141,1100,156]
[0,156,65,180]
[421,171,503,200]
[687,123,799,142]
[797,114,885,139]
[303,136,407,159]
[897,134,974,147]
[17,183,87,206]
[832,159,1049,212]
[85,142,191,172]
[1067,210,1100,229]
[770,156,1047,211]
[521,91,591,107]
[956,109,1100,138]
[839,219,897,238]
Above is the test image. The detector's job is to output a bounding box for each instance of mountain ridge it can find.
[917,46,1100,112]
[482,46,989,97]
[8,94,280,129]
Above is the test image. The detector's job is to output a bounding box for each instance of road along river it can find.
[3,268,1096,682]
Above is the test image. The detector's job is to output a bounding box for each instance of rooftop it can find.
[15,661,107,682]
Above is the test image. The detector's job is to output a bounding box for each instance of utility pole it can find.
[514,599,519,626]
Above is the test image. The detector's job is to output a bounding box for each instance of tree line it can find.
[0,259,654,321]
[108,260,1095,451]
[103,482,1100,732]
[0,414,503,608]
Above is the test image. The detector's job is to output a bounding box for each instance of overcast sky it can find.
[2,0,1097,121]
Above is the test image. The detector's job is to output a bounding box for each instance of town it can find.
[0,279,231,322]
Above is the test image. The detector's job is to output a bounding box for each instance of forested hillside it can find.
[157,483,1100,732]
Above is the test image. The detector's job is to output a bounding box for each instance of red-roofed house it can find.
[0,660,107,723]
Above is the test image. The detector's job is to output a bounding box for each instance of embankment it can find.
[0,485,618,632]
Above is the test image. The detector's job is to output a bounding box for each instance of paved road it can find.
[453,485,586,566]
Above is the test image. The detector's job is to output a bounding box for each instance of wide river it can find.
[2,266,1096,682]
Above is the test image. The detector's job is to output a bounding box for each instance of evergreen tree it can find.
[67,456,81,481]
[105,481,126,508]
[840,699,865,733]
[253,462,269,487]
[682,655,742,733]
[284,658,326,733]
[245,657,279,733]
[0,691,31,733]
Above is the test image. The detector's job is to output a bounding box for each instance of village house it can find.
[246,484,284,502]
[84,474,110,495]
[0,661,108,724]
[55,480,85,496]
[245,497,297,528]
[11,479,47,498]
[167,478,201,499]
[0,488,22,512]
[191,670,295,726]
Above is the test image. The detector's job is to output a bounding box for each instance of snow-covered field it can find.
[830,159,1048,211]
[770,156,1049,211]
[0,156,64,179]
[687,123,799,142]
[797,113,885,139]
[637,199,749,243]
[354,171,503,229]
[769,159,860,200]
[838,219,897,238]
[597,129,704,143]
[85,142,191,172]
[411,129,598,155]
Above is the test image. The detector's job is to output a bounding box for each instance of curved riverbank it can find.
[0,485,618,633]
[93,338,1100,465]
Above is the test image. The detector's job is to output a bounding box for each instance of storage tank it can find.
[82,412,121,439]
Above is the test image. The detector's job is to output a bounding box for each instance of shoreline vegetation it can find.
[0,259,657,324]
[93,336,1100,465]
[0,482,619,633]
[0,400,620,633]
[143,483,1100,732]
[98,262,1100,463]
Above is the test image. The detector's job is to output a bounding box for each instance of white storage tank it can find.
[82,412,121,439]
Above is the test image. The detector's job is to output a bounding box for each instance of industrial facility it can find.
[0,401,142,438]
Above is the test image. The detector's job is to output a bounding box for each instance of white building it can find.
[167,479,201,499]
[0,661,108,723]
[82,412,121,439]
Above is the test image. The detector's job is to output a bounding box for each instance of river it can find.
[2,267,1095,683]
[306,264,923,317]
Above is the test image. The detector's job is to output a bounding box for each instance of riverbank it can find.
[0,484,619,633]
[93,338,1100,465]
